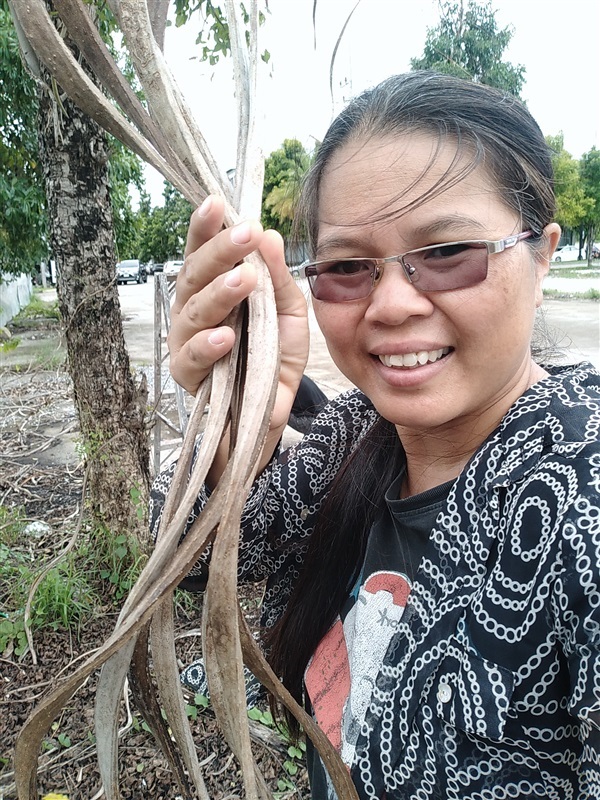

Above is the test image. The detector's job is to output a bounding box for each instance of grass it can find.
[545,263,599,300]
[0,337,20,353]
[543,287,600,301]
[0,504,148,658]
[11,294,61,325]
[0,510,99,656]
[548,265,600,278]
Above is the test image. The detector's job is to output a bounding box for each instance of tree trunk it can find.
[37,62,150,545]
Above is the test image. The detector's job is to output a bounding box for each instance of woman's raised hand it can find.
[168,195,310,438]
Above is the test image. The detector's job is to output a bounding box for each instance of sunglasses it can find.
[298,231,534,302]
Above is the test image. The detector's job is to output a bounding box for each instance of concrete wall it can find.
[0,273,33,327]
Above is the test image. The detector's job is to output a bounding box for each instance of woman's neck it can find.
[396,361,549,498]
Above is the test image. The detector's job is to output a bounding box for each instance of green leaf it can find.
[57,732,71,748]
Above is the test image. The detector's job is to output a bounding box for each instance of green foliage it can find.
[0,612,28,657]
[0,0,145,273]
[0,502,149,657]
[137,183,194,262]
[0,0,48,274]
[185,692,210,720]
[410,0,525,97]
[262,139,312,238]
[172,0,270,66]
[580,147,600,250]
[248,705,275,727]
[11,294,61,324]
[0,503,26,544]
[0,519,98,656]
[30,561,96,632]
[283,740,306,776]
[108,137,145,259]
[248,704,307,797]
[0,336,20,353]
[547,134,595,232]
[89,525,146,601]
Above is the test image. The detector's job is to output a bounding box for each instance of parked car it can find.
[116,259,147,284]
[592,244,600,259]
[553,244,581,262]
[147,262,164,275]
[163,260,185,276]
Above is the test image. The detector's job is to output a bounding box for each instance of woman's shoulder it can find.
[489,362,600,482]
[507,361,600,426]
[542,362,600,432]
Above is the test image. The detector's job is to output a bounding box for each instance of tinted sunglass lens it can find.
[310,261,374,302]
[405,246,489,291]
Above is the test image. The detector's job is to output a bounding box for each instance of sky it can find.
[144,0,600,206]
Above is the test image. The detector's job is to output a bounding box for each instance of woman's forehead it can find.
[319,133,506,234]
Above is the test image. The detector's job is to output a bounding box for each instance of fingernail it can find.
[197,196,213,217]
[224,266,242,288]
[230,222,252,245]
[208,330,225,345]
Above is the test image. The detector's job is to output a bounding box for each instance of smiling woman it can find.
[151,71,600,800]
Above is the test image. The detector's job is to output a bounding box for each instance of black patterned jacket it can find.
[150,362,600,799]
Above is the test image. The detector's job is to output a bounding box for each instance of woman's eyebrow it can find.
[315,215,492,257]
[409,215,488,240]
[315,234,368,256]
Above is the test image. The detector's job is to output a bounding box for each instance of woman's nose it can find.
[365,263,434,324]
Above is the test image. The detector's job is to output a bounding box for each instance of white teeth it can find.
[378,347,450,369]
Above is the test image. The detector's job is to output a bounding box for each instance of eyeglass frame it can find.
[296,230,535,301]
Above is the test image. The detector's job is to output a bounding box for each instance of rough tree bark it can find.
[37,57,150,543]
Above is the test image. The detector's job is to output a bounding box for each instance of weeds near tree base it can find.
[0,503,147,659]
[12,295,61,324]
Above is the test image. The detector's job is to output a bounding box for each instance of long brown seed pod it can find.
[9,2,360,798]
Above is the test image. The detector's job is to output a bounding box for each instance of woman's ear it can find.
[534,223,561,307]
[544,223,562,261]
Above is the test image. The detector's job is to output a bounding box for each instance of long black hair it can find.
[267,71,557,734]
[264,416,402,735]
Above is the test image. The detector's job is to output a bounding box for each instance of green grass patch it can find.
[548,265,600,279]
[544,287,600,300]
[12,294,61,324]
[0,505,149,658]
[0,336,20,353]
[31,342,66,370]
[0,514,99,657]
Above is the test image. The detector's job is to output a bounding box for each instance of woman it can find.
[151,72,600,799]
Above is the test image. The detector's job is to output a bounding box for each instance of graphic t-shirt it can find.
[305,473,453,799]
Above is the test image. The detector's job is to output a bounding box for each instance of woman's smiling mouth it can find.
[378,347,451,369]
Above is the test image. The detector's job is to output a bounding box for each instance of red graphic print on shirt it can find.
[305,571,411,766]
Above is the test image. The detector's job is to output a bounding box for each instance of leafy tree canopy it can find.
[0,0,146,274]
[0,0,47,275]
[261,138,312,238]
[172,0,270,65]
[109,137,145,259]
[578,147,600,256]
[546,134,594,231]
[580,147,600,227]
[410,0,525,97]
[137,183,194,263]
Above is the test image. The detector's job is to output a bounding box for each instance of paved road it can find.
[117,277,599,394]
